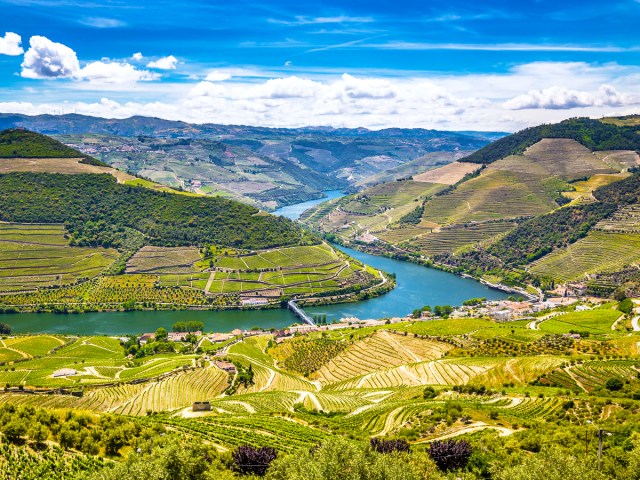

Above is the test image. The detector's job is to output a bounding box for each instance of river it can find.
[4,192,508,335]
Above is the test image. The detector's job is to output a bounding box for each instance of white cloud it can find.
[5,61,640,132]
[0,32,23,56]
[79,17,126,28]
[20,36,159,85]
[131,52,143,61]
[269,15,374,26]
[204,71,232,82]
[79,61,160,85]
[21,35,80,78]
[146,55,178,70]
[505,84,640,110]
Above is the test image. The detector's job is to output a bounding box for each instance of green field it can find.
[0,223,118,292]
[529,231,640,282]
[539,307,622,334]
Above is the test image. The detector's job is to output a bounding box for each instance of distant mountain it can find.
[0,113,503,210]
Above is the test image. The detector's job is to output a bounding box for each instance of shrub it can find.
[428,439,473,472]
[423,386,437,399]
[606,378,624,391]
[370,438,411,454]
[233,446,277,476]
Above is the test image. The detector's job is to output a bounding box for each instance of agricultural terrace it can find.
[0,223,118,293]
[529,231,640,282]
[207,243,379,298]
[0,335,198,388]
[2,299,640,453]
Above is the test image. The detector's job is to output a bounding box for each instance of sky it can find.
[0,0,640,131]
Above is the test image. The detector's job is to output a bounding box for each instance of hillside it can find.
[2,299,640,478]
[303,117,640,297]
[0,113,499,210]
[0,130,387,310]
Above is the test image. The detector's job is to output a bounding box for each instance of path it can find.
[612,313,625,331]
[204,271,215,294]
[414,422,515,443]
[296,391,322,411]
[376,406,405,436]
[380,330,422,363]
[0,340,29,359]
[528,311,564,330]
[632,316,640,332]
[223,401,256,414]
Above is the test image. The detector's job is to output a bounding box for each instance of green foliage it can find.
[618,298,633,315]
[606,378,624,391]
[462,117,640,164]
[423,386,437,399]
[0,129,104,163]
[89,437,234,480]
[398,204,424,225]
[172,321,204,333]
[0,173,318,250]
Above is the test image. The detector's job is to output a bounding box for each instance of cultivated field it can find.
[0,223,118,293]
[413,161,480,185]
[529,231,640,282]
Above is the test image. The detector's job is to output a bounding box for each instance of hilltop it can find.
[303,116,640,298]
[0,113,501,210]
[0,129,389,311]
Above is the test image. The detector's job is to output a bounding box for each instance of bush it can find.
[370,438,411,454]
[423,386,437,399]
[428,439,473,472]
[606,378,624,391]
[233,446,277,476]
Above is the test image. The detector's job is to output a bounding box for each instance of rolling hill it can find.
[303,116,640,297]
[0,129,388,311]
[0,113,501,210]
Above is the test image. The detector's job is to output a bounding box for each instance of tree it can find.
[618,298,633,315]
[0,323,11,335]
[233,446,277,476]
[606,377,623,391]
[154,327,168,342]
[28,422,48,445]
[1,417,27,442]
[428,439,473,472]
[423,386,437,399]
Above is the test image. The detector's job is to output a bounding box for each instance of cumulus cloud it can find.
[131,52,143,61]
[505,84,640,109]
[5,61,640,131]
[146,55,178,70]
[20,36,159,85]
[21,35,80,78]
[0,32,23,56]
[79,61,160,85]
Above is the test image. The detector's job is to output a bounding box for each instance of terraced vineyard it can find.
[530,231,640,282]
[0,223,118,292]
[404,221,517,255]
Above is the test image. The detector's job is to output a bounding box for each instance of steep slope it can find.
[304,116,640,297]
[0,130,386,310]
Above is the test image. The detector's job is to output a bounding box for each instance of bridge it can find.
[287,300,315,326]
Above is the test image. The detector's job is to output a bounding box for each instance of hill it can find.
[303,116,640,297]
[2,299,640,479]
[0,113,500,210]
[0,130,388,311]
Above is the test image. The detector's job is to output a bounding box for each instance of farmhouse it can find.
[167,331,202,342]
[53,368,76,378]
[192,401,212,412]
[215,361,237,374]
[209,333,233,342]
[138,333,154,345]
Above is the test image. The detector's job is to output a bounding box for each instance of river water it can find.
[4,192,508,335]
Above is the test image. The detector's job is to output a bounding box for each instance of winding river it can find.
[4,191,508,335]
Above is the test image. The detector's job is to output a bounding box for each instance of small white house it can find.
[53,368,76,378]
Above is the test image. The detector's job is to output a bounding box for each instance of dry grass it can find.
[413,162,481,185]
[0,158,136,183]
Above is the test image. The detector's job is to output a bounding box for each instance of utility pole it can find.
[598,429,604,470]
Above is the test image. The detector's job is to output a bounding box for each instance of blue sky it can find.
[0,0,639,130]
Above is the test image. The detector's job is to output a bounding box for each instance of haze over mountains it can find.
[0,113,503,210]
